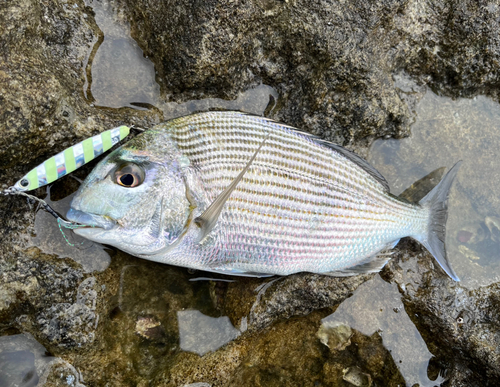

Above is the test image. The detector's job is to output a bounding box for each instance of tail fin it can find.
[414,161,462,281]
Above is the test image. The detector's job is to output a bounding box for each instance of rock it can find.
[0,332,85,387]
[159,310,404,386]
[223,273,372,332]
[0,249,83,330]
[135,315,165,341]
[382,240,500,386]
[317,321,353,352]
[117,0,413,146]
[35,277,98,349]
[116,0,500,149]
[343,366,372,387]
[0,0,159,171]
[38,358,86,387]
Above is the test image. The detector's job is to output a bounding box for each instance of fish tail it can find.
[413,161,462,281]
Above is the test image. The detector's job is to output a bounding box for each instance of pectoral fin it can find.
[194,135,268,241]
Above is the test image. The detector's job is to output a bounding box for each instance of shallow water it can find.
[368,76,500,289]
[31,188,111,273]
[84,0,160,108]
[10,2,500,386]
[0,333,78,387]
[84,0,277,115]
[177,310,241,356]
[323,276,445,386]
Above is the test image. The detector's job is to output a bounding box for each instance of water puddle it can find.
[103,263,242,369]
[84,0,278,115]
[368,76,500,288]
[177,310,241,356]
[0,333,84,387]
[157,84,279,121]
[84,0,160,108]
[323,276,444,386]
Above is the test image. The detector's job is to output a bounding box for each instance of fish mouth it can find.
[66,208,117,231]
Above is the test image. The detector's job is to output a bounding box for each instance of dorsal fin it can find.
[240,113,390,192]
[314,140,390,192]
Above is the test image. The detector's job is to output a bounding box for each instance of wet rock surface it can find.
[0,0,160,171]
[222,273,372,332]
[382,240,500,386]
[1,0,500,386]
[117,0,500,146]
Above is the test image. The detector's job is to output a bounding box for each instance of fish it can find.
[66,111,461,280]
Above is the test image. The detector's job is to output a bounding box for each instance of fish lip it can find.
[66,208,117,230]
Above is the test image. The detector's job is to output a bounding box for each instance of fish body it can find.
[67,111,460,280]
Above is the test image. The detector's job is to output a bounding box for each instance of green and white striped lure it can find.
[14,126,130,192]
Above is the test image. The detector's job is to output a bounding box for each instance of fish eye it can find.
[114,163,145,188]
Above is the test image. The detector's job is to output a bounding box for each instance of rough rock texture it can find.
[155,310,406,387]
[36,277,98,349]
[39,358,87,387]
[0,0,161,171]
[381,240,500,386]
[0,250,83,331]
[1,0,500,386]
[223,273,372,332]
[119,0,413,146]
[118,0,500,147]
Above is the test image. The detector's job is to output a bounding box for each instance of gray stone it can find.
[382,242,500,386]
[35,277,98,349]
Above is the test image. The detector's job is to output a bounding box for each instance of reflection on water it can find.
[323,276,445,386]
[85,0,279,116]
[369,82,500,288]
[177,310,241,356]
[158,84,279,122]
[0,333,86,386]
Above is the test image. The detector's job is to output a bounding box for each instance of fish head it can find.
[67,130,192,256]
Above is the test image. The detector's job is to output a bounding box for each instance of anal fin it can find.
[201,267,275,278]
[323,249,394,277]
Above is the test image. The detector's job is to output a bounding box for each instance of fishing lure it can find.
[14,126,130,192]
[2,125,132,229]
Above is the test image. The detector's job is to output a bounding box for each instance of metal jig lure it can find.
[14,125,130,192]
[2,125,132,228]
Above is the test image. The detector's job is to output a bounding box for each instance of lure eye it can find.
[20,179,29,188]
[114,163,145,188]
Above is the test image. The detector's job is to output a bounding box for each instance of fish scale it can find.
[164,112,427,274]
[68,111,460,280]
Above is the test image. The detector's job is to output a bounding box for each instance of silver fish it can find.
[67,111,461,280]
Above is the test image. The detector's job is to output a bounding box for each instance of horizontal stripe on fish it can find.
[172,134,390,206]
[67,111,460,280]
